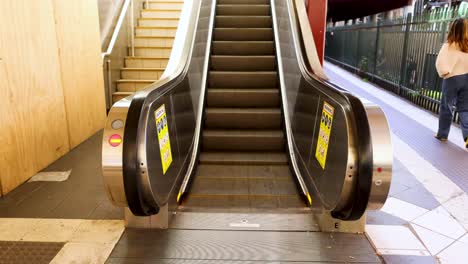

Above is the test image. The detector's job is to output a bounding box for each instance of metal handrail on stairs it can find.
[101,0,148,109]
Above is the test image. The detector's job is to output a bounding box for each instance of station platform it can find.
[325,62,468,264]
[0,64,467,263]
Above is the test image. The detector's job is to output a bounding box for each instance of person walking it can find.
[435,18,468,149]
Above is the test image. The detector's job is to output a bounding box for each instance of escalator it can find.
[182,0,306,212]
[102,0,392,231]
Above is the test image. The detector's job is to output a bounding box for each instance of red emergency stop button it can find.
[109,134,122,147]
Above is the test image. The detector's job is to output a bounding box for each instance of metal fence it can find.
[325,4,468,121]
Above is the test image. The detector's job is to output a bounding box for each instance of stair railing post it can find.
[372,20,381,80]
[130,0,135,57]
[398,13,412,95]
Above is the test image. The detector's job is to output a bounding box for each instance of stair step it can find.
[112,92,133,103]
[218,0,270,4]
[135,36,174,47]
[138,18,180,27]
[147,2,183,9]
[199,152,288,165]
[121,68,164,80]
[203,130,284,151]
[207,88,279,107]
[213,41,274,55]
[214,28,273,41]
[116,79,155,92]
[217,5,271,16]
[125,56,169,68]
[209,71,277,88]
[133,46,172,57]
[205,108,281,129]
[216,16,272,28]
[136,27,177,37]
[211,55,275,71]
[141,10,181,19]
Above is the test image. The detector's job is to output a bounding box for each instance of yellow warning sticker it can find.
[155,104,173,174]
[315,101,334,169]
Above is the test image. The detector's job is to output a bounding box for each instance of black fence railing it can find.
[325,5,468,122]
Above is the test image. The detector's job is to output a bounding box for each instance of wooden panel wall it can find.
[53,0,106,148]
[0,0,106,194]
[0,0,70,194]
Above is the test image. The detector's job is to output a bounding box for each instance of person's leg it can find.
[437,79,457,139]
[458,112,468,144]
[456,74,468,145]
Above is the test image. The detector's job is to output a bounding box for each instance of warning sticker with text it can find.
[315,101,334,170]
[155,104,173,174]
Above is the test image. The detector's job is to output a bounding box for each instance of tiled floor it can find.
[326,62,468,264]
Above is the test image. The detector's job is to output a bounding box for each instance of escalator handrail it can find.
[122,0,204,215]
[279,0,380,220]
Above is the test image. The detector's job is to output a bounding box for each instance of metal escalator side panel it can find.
[358,98,392,211]
[102,98,130,207]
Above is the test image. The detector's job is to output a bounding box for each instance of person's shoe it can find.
[434,134,448,142]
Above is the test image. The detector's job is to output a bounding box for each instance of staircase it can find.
[113,0,183,103]
[182,0,306,211]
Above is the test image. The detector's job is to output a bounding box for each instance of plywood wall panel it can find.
[53,0,107,148]
[0,0,70,194]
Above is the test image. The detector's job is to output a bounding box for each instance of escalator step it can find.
[215,16,272,28]
[199,152,288,165]
[205,108,281,129]
[209,71,277,88]
[217,5,271,16]
[189,177,299,196]
[196,164,292,179]
[218,0,270,5]
[214,28,273,41]
[207,88,280,107]
[203,130,284,151]
[212,41,274,55]
[211,55,276,71]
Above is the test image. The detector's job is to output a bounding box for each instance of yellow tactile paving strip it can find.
[0,218,124,263]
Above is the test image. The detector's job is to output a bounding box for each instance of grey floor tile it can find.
[388,181,410,196]
[89,201,124,220]
[0,197,62,218]
[366,210,408,225]
[382,255,438,264]
[48,195,102,219]
[391,160,421,189]
[393,185,440,210]
[0,182,45,205]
